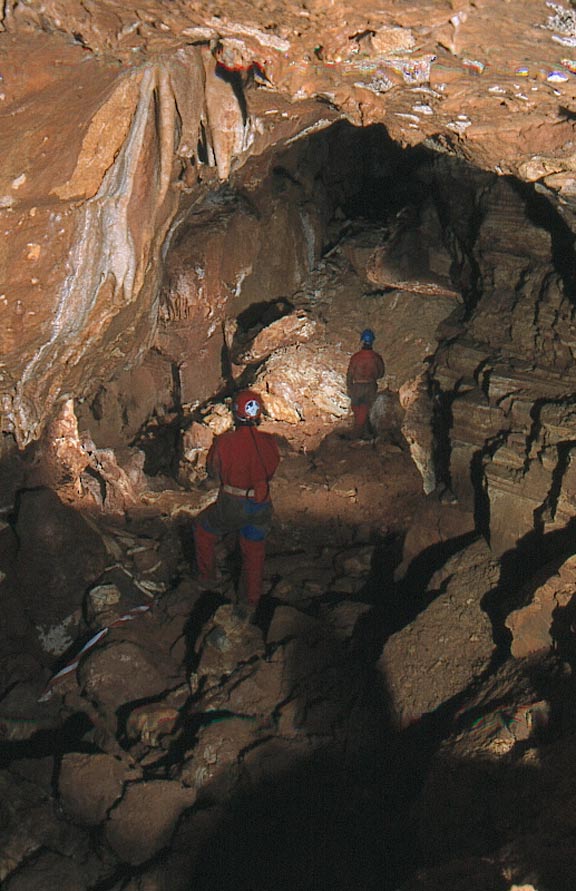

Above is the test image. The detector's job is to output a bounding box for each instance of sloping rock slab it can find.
[378,540,499,727]
[505,555,576,658]
[58,753,130,826]
[104,781,196,865]
[412,654,575,889]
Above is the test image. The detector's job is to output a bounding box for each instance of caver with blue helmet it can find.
[346,329,385,438]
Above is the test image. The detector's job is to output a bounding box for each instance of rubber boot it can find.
[239,536,266,607]
[193,522,218,584]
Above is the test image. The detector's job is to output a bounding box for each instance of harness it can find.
[222,484,256,497]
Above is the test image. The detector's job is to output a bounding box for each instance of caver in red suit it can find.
[346,329,385,437]
[194,390,280,607]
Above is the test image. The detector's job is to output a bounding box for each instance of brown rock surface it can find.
[0,31,200,445]
[58,753,129,826]
[78,636,177,718]
[506,555,576,658]
[379,539,499,727]
[408,654,576,891]
[3,0,576,451]
[104,780,196,865]
[6,1,576,888]
[12,488,107,656]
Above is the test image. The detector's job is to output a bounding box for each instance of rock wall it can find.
[433,177,576,555]
[0,34,205,445]
[4,0,576,451]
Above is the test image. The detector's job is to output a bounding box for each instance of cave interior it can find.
[3,85,576,891]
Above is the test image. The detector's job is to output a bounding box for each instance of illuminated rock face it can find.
[6,10,576,889]
[0,34,206,445]
[3,0,576,566]
[3,0,576,449]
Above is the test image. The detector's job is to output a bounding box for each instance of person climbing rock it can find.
[194,389,280,619]
[346,328,385,439]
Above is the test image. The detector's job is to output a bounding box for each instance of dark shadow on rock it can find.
[482,516,576,649]
[373,650,576,890]
[369,530,480,639]
[0,712,94,769]
[176,607,405,891]
[187,751,397,891]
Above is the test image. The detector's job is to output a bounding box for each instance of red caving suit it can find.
[194,424,280,605]
[346,346,385,435]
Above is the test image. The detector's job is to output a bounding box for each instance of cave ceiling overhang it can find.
[1,0,576,445]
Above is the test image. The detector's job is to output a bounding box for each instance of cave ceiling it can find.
[2,0,576,445]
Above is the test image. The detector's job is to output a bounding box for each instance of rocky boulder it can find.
[378,539,499,727]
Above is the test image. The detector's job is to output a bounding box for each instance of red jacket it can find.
[207,425,280,499]
[347,348,385,385]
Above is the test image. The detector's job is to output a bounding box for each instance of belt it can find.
[222,484,255,497]
[352,379,375,384]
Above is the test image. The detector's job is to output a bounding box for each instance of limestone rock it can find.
[13,488,107,655]
[267,605,325,647]
[81,443,145,513]
[180,718,256,794]
[182,420,214,456]
[369,390,404,441]
[378,539,499,727]
[202,51,248,181]
[3,851,91,891]
[395,499,476,583]
[179,422,213,483]
[0,763,109,889]
[401,374,437,495]
[377,288,459,390]
[0,35,205,446]
[201,403,234,435]
[224,658,289,717]
[104,780,196,865]
[333,545,374,577]
[58,753,129,826]
[78,640,169,717]
[76,352,177,450]
[232,312,317,365]
[366,240,459,302]
[318,601,372,642]
[3,0,576,463]
[505,555,576,658]
[194,605,265,684]
[411,655,573,888]
[255,343,349,424]
[125,702,181,748]
[37,399,89,494]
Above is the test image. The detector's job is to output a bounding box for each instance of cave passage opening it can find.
[74,115,576,671]
[130,121,488,476]
[6,115,576,891]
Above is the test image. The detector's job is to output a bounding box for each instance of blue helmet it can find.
[360,328,375,345]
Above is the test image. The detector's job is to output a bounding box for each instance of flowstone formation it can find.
[4,2,576,890]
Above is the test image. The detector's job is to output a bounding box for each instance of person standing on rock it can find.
[194,389,280,619]
[346,328,385,438]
